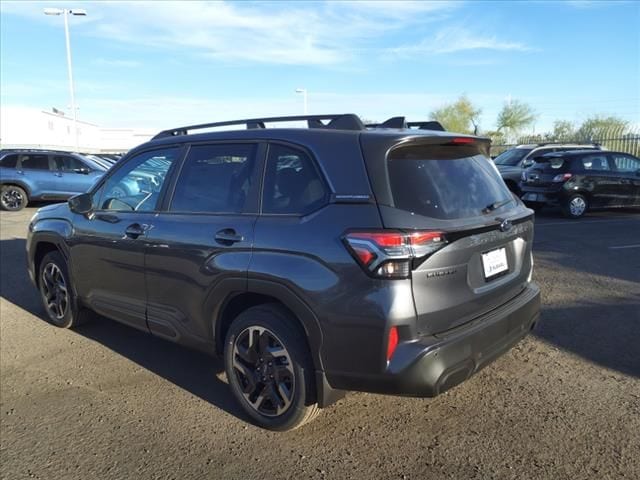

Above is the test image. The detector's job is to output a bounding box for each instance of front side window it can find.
[170,144,257,213]
[19,154,50,170]
[53,155,88,172]
[580,154,610,171]
[262,144,328,215]
[612,154,640,172]
[96,148,179,212]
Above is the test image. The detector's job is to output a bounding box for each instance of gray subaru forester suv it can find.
[27,114,540,430]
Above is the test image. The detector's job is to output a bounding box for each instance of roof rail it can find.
[152,114,365,140]
[535,141,601,147]
[365,117,446,132]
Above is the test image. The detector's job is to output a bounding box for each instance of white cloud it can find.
[1,1,473,66]
[388,25,534,57]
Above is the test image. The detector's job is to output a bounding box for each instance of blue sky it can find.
[1,0,639,132]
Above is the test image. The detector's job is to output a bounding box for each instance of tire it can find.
[0,185,28,211]
[224,304,320,431]
[562,194,588,219]
[38,251,91,328]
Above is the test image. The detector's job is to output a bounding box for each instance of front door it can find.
[144,142,262,344]
[52,154,104,196]
[69,146,182,331]
[610,153,640,206]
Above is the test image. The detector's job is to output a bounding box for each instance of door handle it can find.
[124,223,146,239]
[215,229,244,244]
[55,172,63,177]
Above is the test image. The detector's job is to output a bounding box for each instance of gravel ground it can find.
[1,206,639,480]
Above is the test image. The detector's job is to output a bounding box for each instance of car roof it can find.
[539,149,623,158]
[0,148,83,156]
[517,143,599,149]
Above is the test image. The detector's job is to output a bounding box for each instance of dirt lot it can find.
[1,206,639,480]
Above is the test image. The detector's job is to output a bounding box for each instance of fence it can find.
[490,126,640,158]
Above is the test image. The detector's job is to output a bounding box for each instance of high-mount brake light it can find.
[344,230,447,279]
[450,137,475,145]
[552,173,573,183]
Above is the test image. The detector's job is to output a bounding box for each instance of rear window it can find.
[493,148,532,166]
[387,145,514,220]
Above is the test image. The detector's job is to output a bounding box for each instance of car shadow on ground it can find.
[1,235,638,415]
[534,300,640,378]
[0,237,248,423]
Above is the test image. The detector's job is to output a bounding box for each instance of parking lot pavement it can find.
[1,207,639,480]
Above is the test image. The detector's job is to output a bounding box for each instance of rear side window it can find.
[0,154,18,168]
[580,154,610,171]
[262,144,328,215]
[611,154,640,172]
[19,154,50,170]
[171,144,256,213]
[387,145,513,220]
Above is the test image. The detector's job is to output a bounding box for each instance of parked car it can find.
[520,150,640,218]
[494,143,601,194]
[27,114,540,430]
[0,149,108,211]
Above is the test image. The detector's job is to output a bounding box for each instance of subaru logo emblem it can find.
[499,219,513,232]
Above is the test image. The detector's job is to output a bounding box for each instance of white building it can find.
[0,106,155,153]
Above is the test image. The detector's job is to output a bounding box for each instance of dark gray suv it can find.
[27,114,540,430]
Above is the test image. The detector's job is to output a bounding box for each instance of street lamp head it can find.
[295,88,306,94]
[43,8,87,16]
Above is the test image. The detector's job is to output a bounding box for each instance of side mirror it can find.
[522,159,534,168]
[68,193,93,215]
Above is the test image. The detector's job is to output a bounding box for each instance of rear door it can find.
[143,142,262,343]
[610,153,640,206]
[16,153,59,198]
[362,136,534,335]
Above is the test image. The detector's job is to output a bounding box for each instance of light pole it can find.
[44,7,87,151]
[295,88,308,115]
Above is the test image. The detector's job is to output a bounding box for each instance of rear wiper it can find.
[482,199,512,214]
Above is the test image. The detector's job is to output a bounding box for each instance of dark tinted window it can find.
[493,148,531,166]
[53,155,87,172]
[0,154,19,168]
[171,144,256,213]
[612,154,640,172]
[387,145,513,220]
[262,144,327,215]
[97,148,178,212]
[579,154,610,171]
[19,154,50,170]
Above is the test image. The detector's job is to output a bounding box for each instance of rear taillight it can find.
[343,230,447,279]
[552,173,572,183]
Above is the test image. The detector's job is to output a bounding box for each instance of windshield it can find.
[78,155,108,172]
[493,148,532,166]
[387,145,514,220]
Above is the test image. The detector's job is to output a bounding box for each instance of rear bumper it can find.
[520,185,563,205]
[329,283,540,397]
